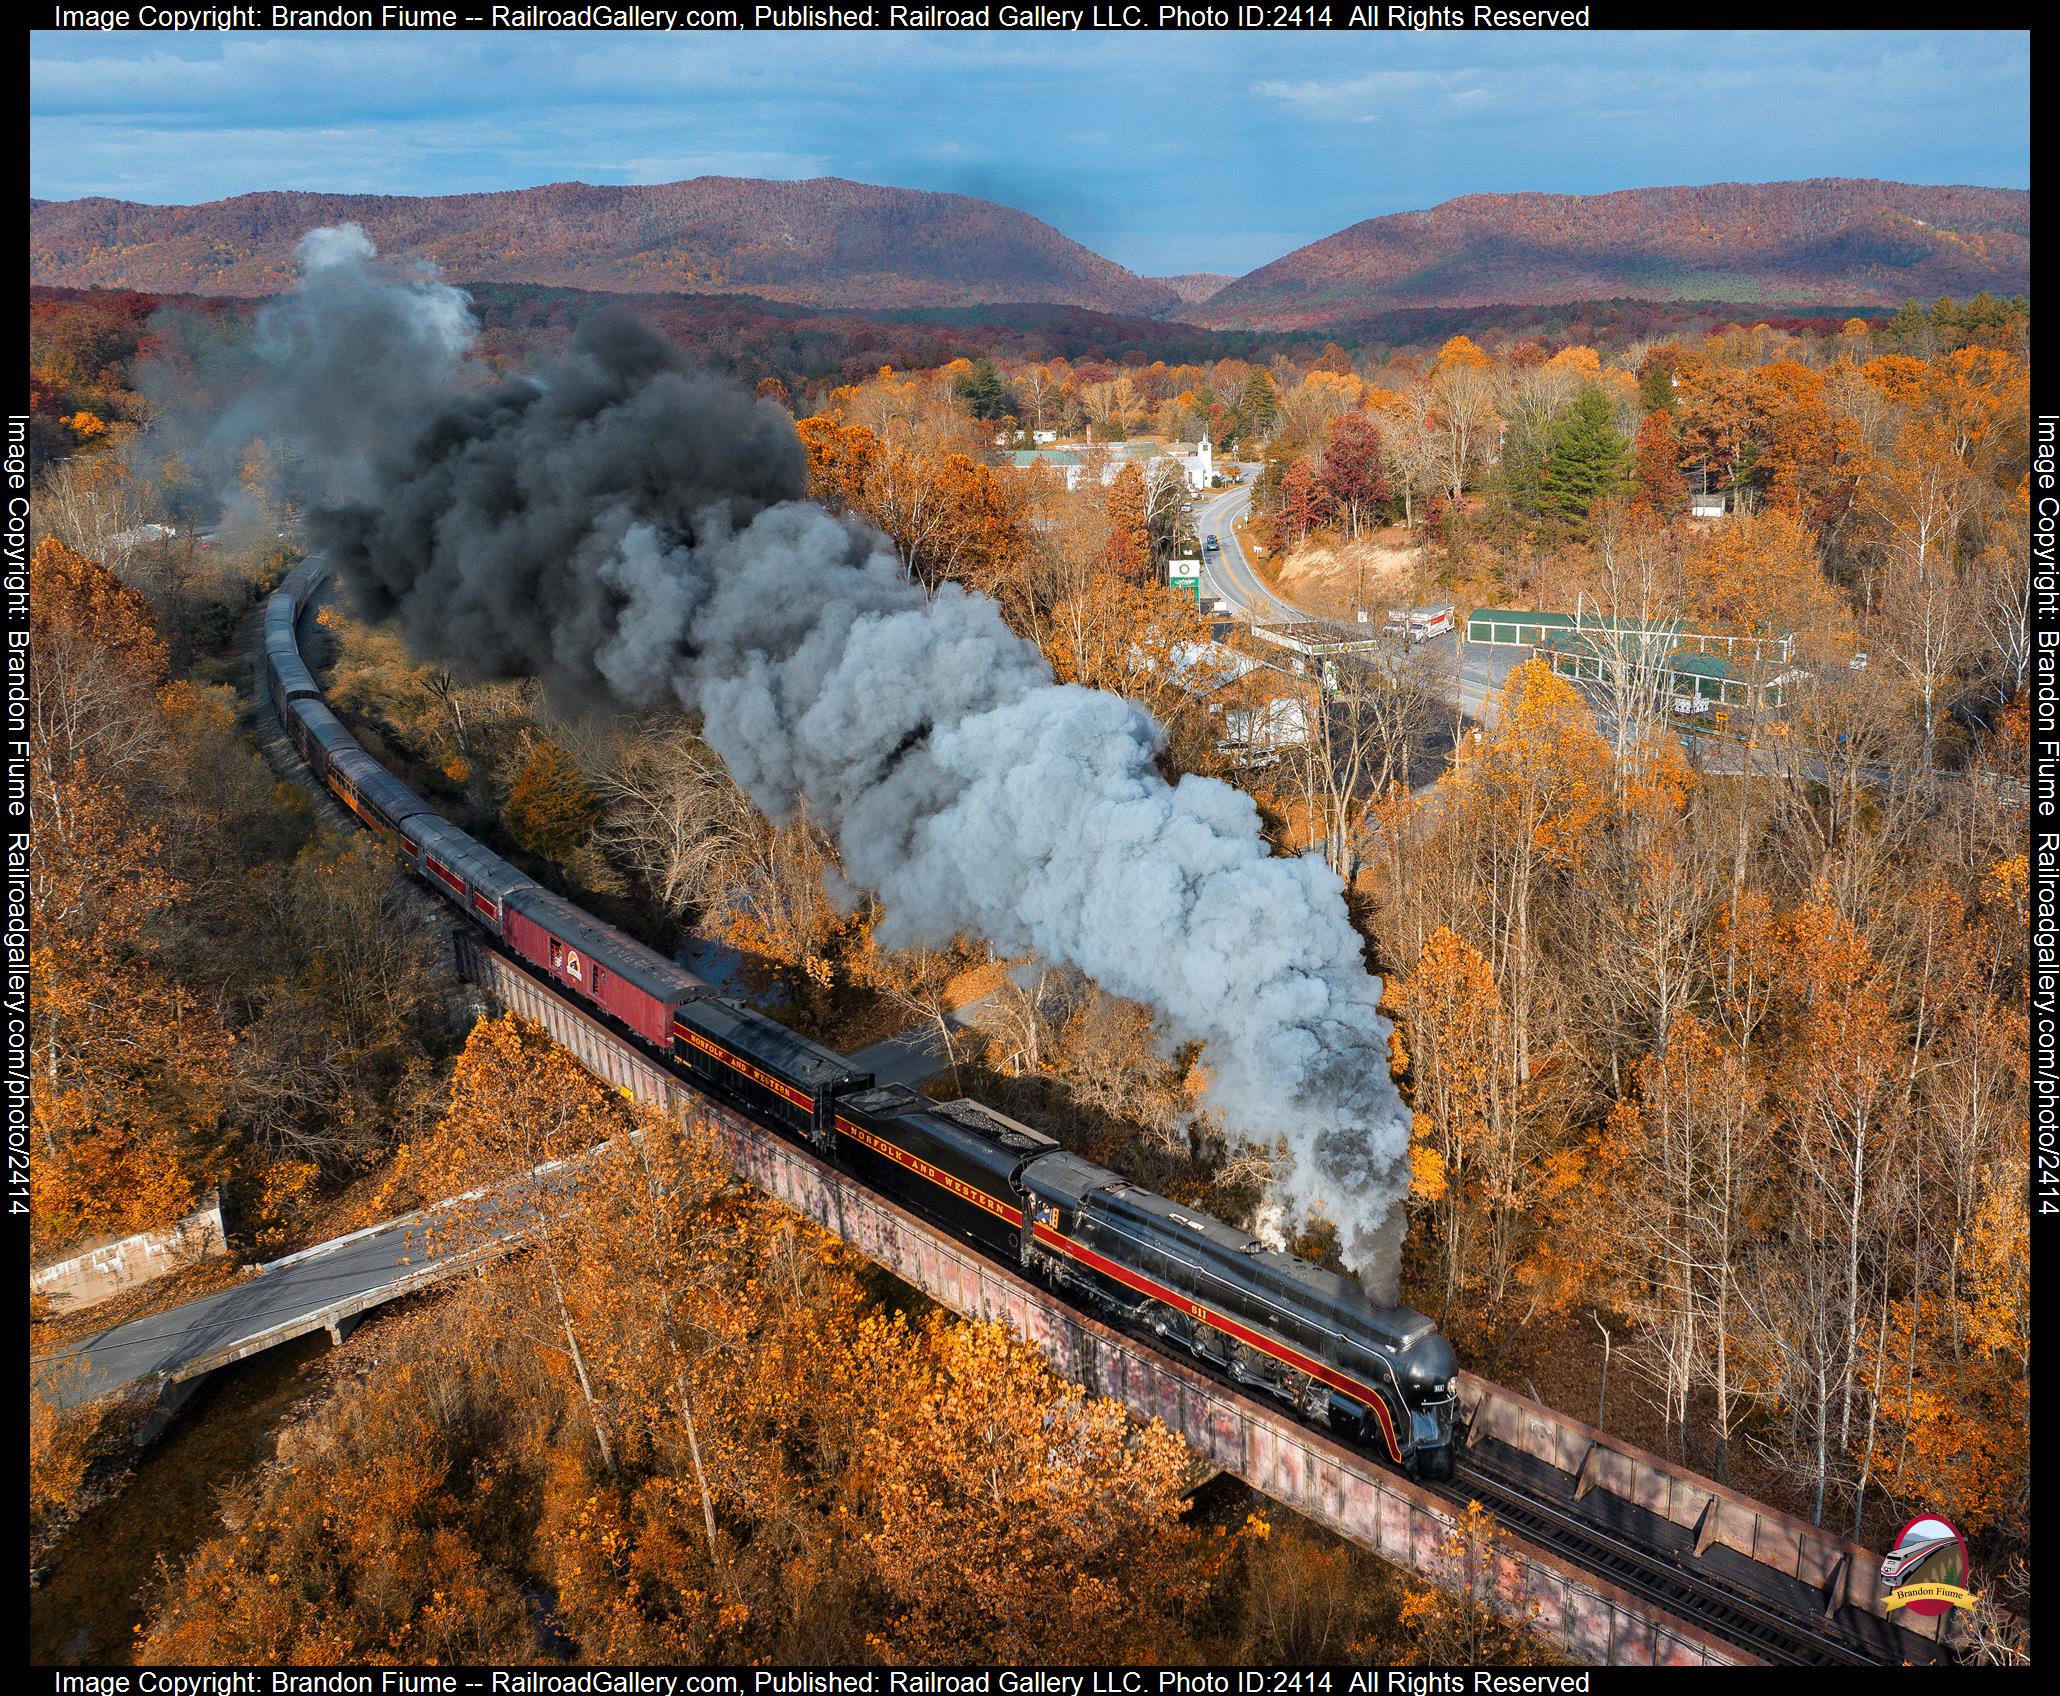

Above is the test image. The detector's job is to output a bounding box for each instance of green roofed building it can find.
[1534,627,1795,710]
[1467,608,1794,668]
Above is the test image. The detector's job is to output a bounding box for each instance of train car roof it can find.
[293,697,365,759]
[270,652,323,700]
[274,558,329,616]
[503,883,706,1010]
[409,813,536,905]
[682,995,867,1092]
[328,745,440,824]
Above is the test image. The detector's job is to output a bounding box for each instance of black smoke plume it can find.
[293,230,1415,1301]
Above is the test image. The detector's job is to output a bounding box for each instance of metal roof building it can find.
[1465,608,1794,668]
[1536,628,1798,709]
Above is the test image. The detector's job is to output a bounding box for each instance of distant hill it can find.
[1197,180,2030,329]
[1150,272,1237,305]
[28,177,1183,317]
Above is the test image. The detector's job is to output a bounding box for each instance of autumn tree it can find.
[29,536,169,783]
[1860,422,1977,770]
[33,453,157,578]
[1320,411,1391,539]
[415,1016,634,1474]
[1102,460,1153,582]
[1631,406,1688,518]
[1276,457,1335,544]
[29,542,229,1249]
[1426,335,1501,512]
[135,1304,547,1665]
[1594,1016,1769,1473]
[797,410,1025,599]
[854,1312,1205,1662]
[1044,570,1221,774]
[506,738,601,861]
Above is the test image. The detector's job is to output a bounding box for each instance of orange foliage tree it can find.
[505,738,600,862]
[853,1311,1205,1662]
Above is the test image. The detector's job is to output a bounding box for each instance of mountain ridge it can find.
[1194,178,2029,329]
[28,175,2028,331]
[28,176,1184,317]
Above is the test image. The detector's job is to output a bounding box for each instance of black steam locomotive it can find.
[267,560,1460,1478]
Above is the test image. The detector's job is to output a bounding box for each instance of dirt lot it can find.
[1264,527,1429,620]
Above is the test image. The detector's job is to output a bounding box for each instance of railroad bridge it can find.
[469,933,1958,1668]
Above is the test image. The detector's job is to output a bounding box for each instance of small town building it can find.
[1007,447,1095,490]
[1002,431,1214,493]
[1466,607,1793,665]
[1535,628,1798,710]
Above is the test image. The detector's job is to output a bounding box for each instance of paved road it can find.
[38,1186,543,1408]
[41,1218,447,1406]
[1189,474,1517,734]
[1194,478,1303,623]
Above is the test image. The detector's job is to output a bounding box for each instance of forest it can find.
[26,284,2031,1664]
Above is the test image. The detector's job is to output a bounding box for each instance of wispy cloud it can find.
[29,29,2029,275]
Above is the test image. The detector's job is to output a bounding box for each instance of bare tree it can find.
[1579,502,1689,776]
[34,453,156,574]
[595,722,759,919]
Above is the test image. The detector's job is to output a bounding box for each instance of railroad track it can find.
[1431,1453,1899,1667]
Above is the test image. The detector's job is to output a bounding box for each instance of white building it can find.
[1003,431,1214,494]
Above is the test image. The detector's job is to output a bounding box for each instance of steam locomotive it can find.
[266,561,1461,1479]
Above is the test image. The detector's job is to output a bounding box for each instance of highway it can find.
[1193,475,1302,622]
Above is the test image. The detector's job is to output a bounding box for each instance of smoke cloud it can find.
[135,223,476,526]
[289,231,1413,1300]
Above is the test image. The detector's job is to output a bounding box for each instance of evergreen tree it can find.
[1237,368,1279,440]
[952,358,1011,421]
[1637,349,1678,414]
[1497,408,1552,523]
[1880,299,1930,351]
[1540,387,1627,534]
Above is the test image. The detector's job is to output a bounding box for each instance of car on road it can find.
[1204,535,1221,553]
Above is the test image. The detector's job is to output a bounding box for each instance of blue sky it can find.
[29,29,2029,276]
